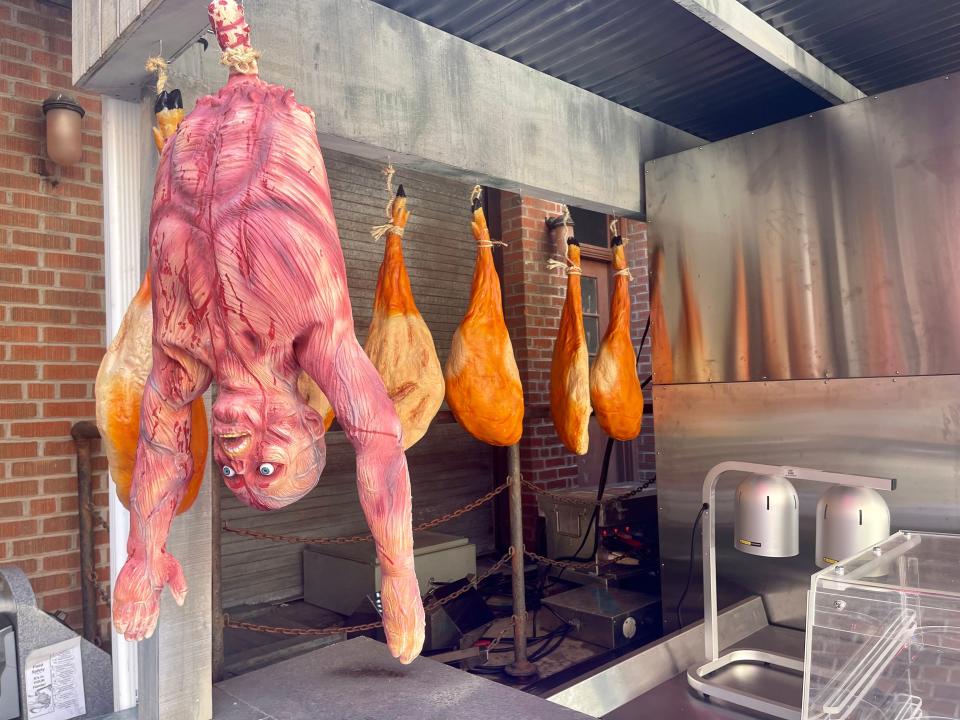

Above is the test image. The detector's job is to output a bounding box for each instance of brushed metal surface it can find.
[646,76,960,383]
[546,595,769,718]
[656,376,960,634]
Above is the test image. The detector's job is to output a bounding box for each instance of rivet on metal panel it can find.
[872,547,882,556]
[835,565,845,575]
[833,600,846,610]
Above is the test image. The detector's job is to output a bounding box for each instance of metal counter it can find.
[547,596,803,719]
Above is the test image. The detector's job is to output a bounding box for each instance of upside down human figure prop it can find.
[112,0,424,663]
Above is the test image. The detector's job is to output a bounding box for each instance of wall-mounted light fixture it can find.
[42,93,85,167]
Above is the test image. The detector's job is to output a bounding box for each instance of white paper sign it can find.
[24,637,86,720]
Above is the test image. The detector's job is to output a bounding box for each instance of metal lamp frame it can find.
[686,461,896,720]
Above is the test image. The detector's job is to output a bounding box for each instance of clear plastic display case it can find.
[803,531,960,720]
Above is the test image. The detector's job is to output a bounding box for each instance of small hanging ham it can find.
[362,184,444,448]
[589,235,643,441]
[95,76,206,514]
[445,191,524,446]
[95,272,208,513]
[550,237,591,455]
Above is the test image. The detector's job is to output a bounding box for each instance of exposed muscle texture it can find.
[362,186,444,448]
[589,237,643,441]
[112,0,424,664]
[444,198,524,446]
[550,240,591,455]
[95,272,208,513]
[96,97,206,514]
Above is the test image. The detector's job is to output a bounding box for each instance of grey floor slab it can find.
[216,636,596,720]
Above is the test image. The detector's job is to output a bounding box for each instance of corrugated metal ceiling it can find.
[740,0,960,95]
[372,0,960,141]
[373,0,830,141]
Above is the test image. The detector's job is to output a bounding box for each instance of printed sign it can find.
[24,637,86,720]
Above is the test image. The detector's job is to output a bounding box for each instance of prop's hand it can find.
[113,551,187,641]
[380,572,424,664]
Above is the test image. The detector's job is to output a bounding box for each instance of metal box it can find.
[303,531,476,615]
[537,484,657,561]
[541,586,661,650]
[804,531,960,720]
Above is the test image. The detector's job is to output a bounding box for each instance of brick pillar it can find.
[500,195,655,545]
[0,0,109,639]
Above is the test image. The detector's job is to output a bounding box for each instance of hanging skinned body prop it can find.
[444,192,524,446]
[95,71,207,515]
[111,0,424,664]
[550,238,591,455]
[589,235,643,441]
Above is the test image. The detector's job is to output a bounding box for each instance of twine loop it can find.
[614,266,634,280]
[145,56,168,94]
[220,46,261,75]
[370,163,406,240]
[547,257,582,276]
[609,216,619,237]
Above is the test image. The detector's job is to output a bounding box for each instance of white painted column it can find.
[101,94,143,712]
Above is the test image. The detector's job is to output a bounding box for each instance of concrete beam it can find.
[76,0,700,215]
[672,0,866,105]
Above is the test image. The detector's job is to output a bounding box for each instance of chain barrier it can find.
[519,477,655,506]
[222,479,511,545]
[523,548,627,572]
[223,548,514,637]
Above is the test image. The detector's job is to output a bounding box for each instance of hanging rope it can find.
[370,163,407,240]
[609,216,620,238]
[145,56,168,94]
[220,46,261,75]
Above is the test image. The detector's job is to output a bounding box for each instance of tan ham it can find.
[550,239,591,455]
[589,235,642,441]
[445,192,524,446]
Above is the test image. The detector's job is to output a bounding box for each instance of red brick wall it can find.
[0,0,109,637]
[499,193,655,544]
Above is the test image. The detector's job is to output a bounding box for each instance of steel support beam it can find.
[673,0,865,104]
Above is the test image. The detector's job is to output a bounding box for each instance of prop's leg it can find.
[297,327,425,664]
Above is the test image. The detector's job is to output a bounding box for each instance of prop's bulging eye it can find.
[258,463,275,476]
[222,465,236,478]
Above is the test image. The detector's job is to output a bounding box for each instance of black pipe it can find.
[71,420,100,646]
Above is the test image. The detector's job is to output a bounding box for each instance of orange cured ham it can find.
[589,235,642,440]
[95,272,208,513]
[445,193,524,446]
[550,239,591,455]
[95,94,206,514]
[363,185,444,448]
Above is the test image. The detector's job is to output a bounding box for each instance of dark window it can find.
[568,206,608,248]
[581,276,600,356]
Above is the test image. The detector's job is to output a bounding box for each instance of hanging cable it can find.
[676,503,708,629]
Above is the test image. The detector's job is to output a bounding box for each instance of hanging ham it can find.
[95,78,206,514]
[362,184,444,448]
[111,0,424,664]
[550,238,591,455]
[444,192,524,446]
[589,235,643,441]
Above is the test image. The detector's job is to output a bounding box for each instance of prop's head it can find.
[212,388,326,510]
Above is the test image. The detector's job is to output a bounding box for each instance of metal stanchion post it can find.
[504,442,538,679]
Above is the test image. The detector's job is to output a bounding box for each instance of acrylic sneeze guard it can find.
[803,531,960,720]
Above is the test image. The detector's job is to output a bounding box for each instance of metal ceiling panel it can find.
[372,0,830,140]
[741,0,960,94]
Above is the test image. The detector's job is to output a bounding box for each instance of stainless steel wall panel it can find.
[656,376,960,634]
[647,76,960,383]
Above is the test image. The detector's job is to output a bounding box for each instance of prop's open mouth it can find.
[218,432,251,457]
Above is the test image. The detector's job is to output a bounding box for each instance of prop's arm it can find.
[297,325,425,664]
[113,345,211,640]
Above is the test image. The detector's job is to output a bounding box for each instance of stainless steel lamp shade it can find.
[815,486,890,568]
[733,474,799,557]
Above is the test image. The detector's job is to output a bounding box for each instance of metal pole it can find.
[71,421,100,646]
[504,443,538,679]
